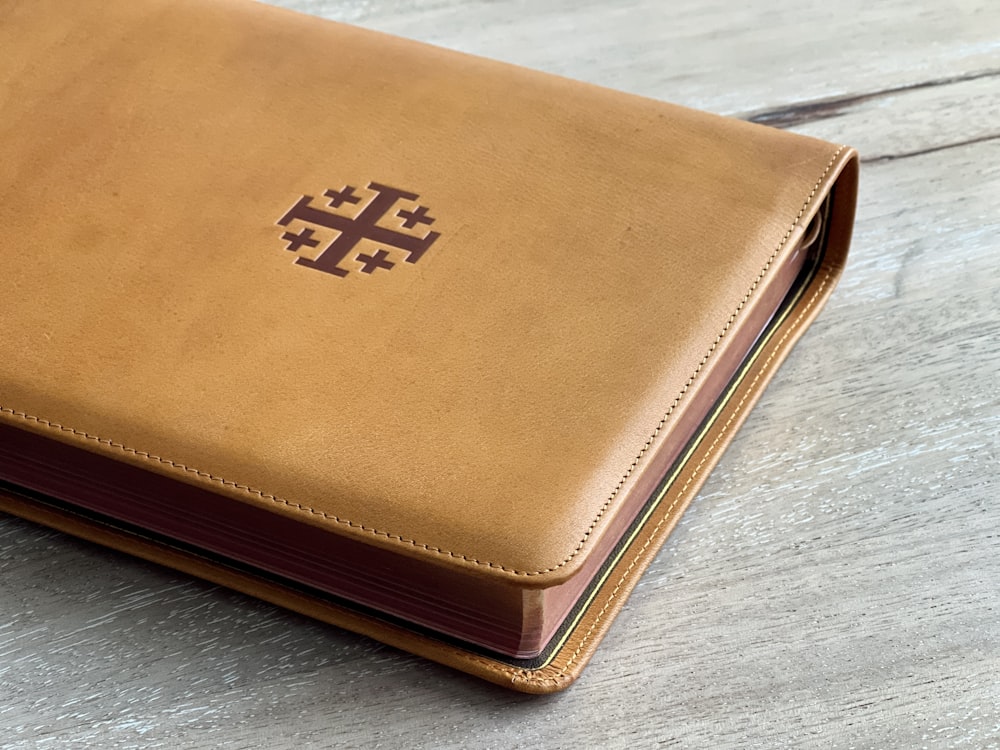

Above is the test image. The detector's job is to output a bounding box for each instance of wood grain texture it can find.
[2,1,998,747]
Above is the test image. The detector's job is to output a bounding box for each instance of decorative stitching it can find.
[0,146,846,579]
[492,265,835,687]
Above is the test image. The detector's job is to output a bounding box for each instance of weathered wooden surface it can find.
[2,1,998,747]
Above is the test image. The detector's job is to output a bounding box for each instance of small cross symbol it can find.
[281,227,321,253]
[396,205,435,229]
[356,249,395,274]
[324,185,362,208]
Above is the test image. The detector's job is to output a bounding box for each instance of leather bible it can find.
[0,0,858,693]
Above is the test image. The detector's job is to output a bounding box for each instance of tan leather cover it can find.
[0,0,858,692]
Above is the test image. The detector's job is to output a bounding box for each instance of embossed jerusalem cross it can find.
[277,182,440,278]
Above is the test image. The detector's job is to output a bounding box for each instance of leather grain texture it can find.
[0,0,858,691]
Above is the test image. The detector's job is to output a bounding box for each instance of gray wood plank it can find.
[279,0,1000,114]
[2,1,998,748]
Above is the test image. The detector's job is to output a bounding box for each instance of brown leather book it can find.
[0,0,858,692]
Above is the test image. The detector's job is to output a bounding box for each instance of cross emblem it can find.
[397,205,434,229]
[280,227,321,253]
[277,181,440,279]
[324,185,362,208]
[356,249,395,274]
